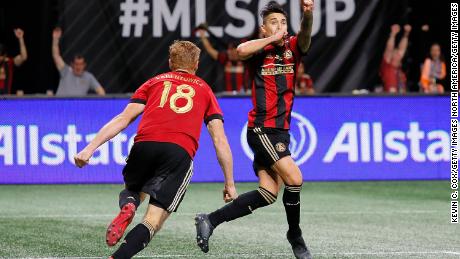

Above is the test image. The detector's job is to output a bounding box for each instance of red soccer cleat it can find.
[106,203,136,246]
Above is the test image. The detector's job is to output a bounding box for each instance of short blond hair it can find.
[169,40,201,71]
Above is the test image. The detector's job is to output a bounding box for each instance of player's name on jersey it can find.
[154,73,203,86]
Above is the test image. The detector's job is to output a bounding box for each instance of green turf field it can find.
[0,181,458,258]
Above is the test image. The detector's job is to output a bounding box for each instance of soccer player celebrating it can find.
[74,41,237,259]
[195,1,314,259]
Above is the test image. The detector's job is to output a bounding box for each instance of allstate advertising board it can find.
[0,96,450,183]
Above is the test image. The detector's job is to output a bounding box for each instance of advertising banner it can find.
[0,96,450,184]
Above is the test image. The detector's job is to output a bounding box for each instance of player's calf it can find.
[283,184,302,237]
[195,187,277,253]
[111,220,156,259]
[283,184,312,259]
[209,187,277,227]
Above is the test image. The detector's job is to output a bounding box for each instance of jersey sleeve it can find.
[204,87,224,124]
[130,79,153,104]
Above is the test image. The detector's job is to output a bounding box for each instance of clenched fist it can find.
[302,0,314,12]
[14,28,24,39]
[52,27,62,40]
[391,24,400,35]
[74,150,92,168]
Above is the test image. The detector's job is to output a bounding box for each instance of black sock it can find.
[119,189,140,209]
[283,185,302,237]
[112,223,152,259]
[208,187,276,227]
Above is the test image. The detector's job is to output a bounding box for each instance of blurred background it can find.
[0,0,452,94]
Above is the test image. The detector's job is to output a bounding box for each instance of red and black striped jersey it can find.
[217,51,246,92]
[246,36,304,129]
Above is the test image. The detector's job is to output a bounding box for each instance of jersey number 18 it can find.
[158,81,195,114]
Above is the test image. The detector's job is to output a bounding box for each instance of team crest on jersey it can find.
[284,50,293,59]
[275,142,286,152]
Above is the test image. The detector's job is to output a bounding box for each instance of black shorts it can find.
[247,127,291,174]
[122,141,193,213]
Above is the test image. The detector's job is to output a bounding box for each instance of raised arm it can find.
[74,103,145,168]
[52,28,66,71]
[297,0,314,54]
[198,29,219,60]
[95,86,106,95]
[440,62,447,80]
[237,30,286,60]
[13,29,27,66]
[207,119,237,202]
[383,24,400,63]
[397,25,411,58]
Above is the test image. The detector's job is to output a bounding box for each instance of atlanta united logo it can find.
[240,112,317,165]
[275,142,286,152]
[284,50,293,59]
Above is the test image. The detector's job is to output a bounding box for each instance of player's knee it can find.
[284,173,303,186]
[292,178,303,186]
[258,187,277,205]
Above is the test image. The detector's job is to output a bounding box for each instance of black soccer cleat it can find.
[287,230,312,259]
[194,213,214,253]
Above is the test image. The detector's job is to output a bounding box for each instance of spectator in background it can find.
[197,26,247,94]
[419,43,446,93]
[52,27,105,96]
[295,62,314,95]
[380,24,411,93]
[0,28,28,95]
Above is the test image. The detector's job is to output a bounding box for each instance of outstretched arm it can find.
[383,24,400,63]
[198,29,219,60]
[297,0,314,54]
[74,103,144,167]
[13,29,27,66]
[52,28,66,71]
[397,25,411,58]
[237,30,286,60]
[207,119,237,202]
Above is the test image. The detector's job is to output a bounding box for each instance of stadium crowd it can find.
[0,2,449,96]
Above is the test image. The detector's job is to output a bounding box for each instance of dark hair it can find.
[428,42,445,62]
[73,54,85,61]
[260,1,287,20]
